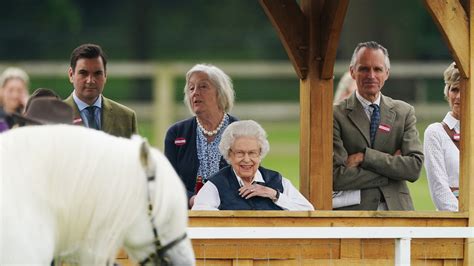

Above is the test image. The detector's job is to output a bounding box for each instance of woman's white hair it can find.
[334,71,355,104]
[183,63,235,115]
[219,120,270,163]
[443,62,461,99]
[0,67,29,88]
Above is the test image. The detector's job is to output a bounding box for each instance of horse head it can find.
[124,137,195,265]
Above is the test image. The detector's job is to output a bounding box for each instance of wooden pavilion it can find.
[118,0,474,265]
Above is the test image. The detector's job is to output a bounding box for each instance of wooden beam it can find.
[319,0,350,79]
[259,0,309,79]
[463,1,473,264]
[424,0,470,78]
[299,0,333,210]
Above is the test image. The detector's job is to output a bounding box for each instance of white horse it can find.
[0,125,195,265]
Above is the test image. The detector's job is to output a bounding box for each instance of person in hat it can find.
[24,88,61,114]
[12,97,73,126]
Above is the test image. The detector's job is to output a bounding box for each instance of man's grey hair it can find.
[349,41,391,70]
[183,63,235,115]
[219,120,270,164]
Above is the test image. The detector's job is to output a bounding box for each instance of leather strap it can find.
[441,122,460,150]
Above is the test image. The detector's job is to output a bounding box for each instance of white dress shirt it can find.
[424,112,459,211]
[355,90,381,120]
[192,169,314,211]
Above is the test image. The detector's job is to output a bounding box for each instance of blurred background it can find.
[1,0,455,210]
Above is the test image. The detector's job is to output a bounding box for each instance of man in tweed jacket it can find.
[64,43,137,138]
[333,41,424,210]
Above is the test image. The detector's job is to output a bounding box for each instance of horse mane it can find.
[2,125,148,264]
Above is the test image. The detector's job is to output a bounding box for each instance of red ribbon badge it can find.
[453,134,460,141]
[175,137,186,146]
[73,117,83,125]
[378,124,391,133]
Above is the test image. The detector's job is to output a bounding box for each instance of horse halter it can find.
[139,174,188,266]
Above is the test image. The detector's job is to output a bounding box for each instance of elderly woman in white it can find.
[192,120,314,211]
[424,62,461,211]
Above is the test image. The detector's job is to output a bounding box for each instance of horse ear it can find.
[139,138,156,177]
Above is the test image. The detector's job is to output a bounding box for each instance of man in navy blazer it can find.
[333,41,424,210]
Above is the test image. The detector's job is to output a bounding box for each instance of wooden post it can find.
[465,1,473,264]
[424,1,472,264]
[260,0,348,210]
[153,66,175,149]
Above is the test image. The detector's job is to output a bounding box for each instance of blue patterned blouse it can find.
[196,114,230,181]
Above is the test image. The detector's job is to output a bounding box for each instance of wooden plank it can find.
[340,239,361,259]
[320,0,349,79]
[188,210,469,219]
[423,0,469,77]
[189,217,468,227]
[443,259,464,266]
[191,238,464,259]
[188,214,469,227]
[192,239,339,259]
[232,259,253,266]
[259,0,308,79]
[462,2,474,265]
[463,1,474,265]
[196,260,232,266]
[412,239,464,259]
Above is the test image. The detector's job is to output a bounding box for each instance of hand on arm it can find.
[362,107,423,182]
[345,152,364,168]
[239,184,278,201]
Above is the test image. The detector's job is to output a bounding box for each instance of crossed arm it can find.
[333,106,424,191]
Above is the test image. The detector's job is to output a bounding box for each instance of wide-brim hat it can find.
[12,97,73,125]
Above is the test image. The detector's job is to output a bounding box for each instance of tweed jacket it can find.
[64,94,138,138]
[333,93,424,210]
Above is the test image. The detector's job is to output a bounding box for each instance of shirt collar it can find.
[443,112,460,133]
[73,91,102,111]
[233,168,264,187]
[355,90,381,109]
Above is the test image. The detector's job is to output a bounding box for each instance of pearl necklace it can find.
[196,114,226,137]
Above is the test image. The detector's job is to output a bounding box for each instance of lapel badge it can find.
[175,137,186,146]
[378,124,391,133]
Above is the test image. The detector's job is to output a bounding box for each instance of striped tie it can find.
[369,104,380,147]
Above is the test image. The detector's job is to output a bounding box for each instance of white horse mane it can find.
[1,125,193,265]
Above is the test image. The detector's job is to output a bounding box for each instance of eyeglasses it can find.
[230,149,260,159]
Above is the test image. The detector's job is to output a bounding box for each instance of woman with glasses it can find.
[192,120,314,211]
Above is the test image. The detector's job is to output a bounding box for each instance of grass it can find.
[140,119,436,211]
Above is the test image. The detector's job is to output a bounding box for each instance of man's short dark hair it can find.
[69,43,107,72]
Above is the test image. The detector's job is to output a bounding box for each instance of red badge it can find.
[378,124,391,133]
[73,117,83,125]
[453,134,460,141]
[174,137,186,146]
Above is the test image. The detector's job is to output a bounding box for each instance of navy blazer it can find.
[164,115,238,200]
